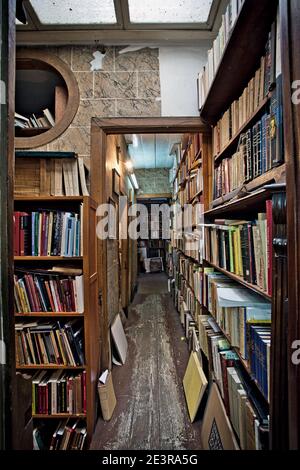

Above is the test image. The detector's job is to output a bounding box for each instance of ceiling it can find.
[16,0,227,45]
[126,134,182,169]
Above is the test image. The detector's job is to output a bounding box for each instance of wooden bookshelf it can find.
[14,167,100,449]
[200,0,278,124]
[14,256,84,261]
[15,313,83,317]
[15,127,51,137]
[32,414,86,419]
[16,365,86,370]
[204,184,286,218]
[15,196,84,202]
[211,164,286,209]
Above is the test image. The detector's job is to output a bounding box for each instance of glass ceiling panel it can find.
[30,0,117,25]
[128,0,214,24]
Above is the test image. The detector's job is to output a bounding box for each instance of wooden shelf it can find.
[176,248,202,267]
[32,414,86,419]
[14,196,84,202]
[205,183,286,218]
[15,312,83,317]
[15,127,51,137]
[188,190,203,204]
[200,0,278,124]
[14,256,83,261]
[214,97,270,164]
[204,260,271,301]
[211,164,286,209]
[16,365,86,370]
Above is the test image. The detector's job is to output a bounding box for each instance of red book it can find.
[266,200,273,296]
[27,274,42,312]
[220,354,236,416]
[14,211,21,256]
[45,280,56,312]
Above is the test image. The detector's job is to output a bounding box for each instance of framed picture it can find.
[108,197,118,239]
[112,168,120,196]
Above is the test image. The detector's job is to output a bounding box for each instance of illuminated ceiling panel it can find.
[128,0,214,24]
[30,0,117,25]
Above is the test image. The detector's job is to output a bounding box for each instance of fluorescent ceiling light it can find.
[128,0,213,24]
[132,134,139,148]
[30,0,117,25]
[130,173,139,190]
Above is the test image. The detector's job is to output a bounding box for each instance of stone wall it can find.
[135,168,171,194]
[31,45,161,163]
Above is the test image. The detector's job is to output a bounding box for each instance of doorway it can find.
[90,117,209,449]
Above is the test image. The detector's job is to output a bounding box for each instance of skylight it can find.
[128,0,214,24]
[29,0,117,25]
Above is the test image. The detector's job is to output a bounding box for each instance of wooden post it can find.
[0,0,16,450]
[280,0,300,449]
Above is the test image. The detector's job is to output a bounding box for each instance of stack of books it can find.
[15,109,55,129]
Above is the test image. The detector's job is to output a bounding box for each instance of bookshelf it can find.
[13,150,100,450]
[137,197,171,273]
[15,49,80,150]
[169,0,288,450]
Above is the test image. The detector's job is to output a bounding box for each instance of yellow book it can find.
[183,351,208,422]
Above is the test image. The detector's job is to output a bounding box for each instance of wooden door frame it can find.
[280,0,300,449]
[0,0,16,450]
[90,117,210,369]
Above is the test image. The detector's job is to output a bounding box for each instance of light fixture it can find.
[125,160,134,173]
[130,172,139,190]
[132,134,139,148]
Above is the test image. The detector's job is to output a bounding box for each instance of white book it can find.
[43,108,55,126]
[77,156,89,196]
[71,160,80,196]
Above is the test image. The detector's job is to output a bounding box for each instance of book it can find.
[183,351,208,422]
[98,370,117,421]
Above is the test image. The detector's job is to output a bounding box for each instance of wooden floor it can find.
[90,273,202,450]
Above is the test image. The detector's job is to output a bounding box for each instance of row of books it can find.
[214,98,283,199]
[177,167,203,206]
[249,325,271,401]
[175,286,269,449]
[13,208,83,257]
[198,0,245,108]
[171,230,202,265]
[173,134,202,188]
[204,204,273,295]
[15,109,55,129]
[202,268,271,398]
[32,370,86,415]
[14,268,84,313]
[33,420,87,450]
[15,156,90,197]
[212,45,279,158]
[198,315,269,450]
[15,320,84,366]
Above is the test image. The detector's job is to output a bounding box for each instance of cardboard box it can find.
[98,370,117,421]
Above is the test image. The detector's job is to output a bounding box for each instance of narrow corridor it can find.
[90,273,202,450]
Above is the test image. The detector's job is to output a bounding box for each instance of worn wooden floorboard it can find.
[90,273,202,450]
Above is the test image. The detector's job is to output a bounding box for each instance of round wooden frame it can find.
[15,49,80,149]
